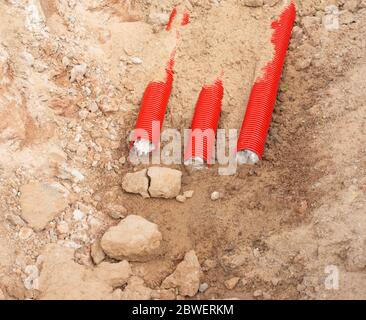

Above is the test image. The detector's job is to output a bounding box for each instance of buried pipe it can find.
[131,8,190,157]
[184,79,224,168]
[237,1,296,165]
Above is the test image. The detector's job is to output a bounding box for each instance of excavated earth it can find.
[0,0,366,300]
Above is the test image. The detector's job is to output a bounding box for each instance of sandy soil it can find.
[0,0,365,300]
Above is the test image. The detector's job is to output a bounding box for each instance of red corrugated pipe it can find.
[184,79,224,166]
[237,1,296,164]
[131,8,189,156]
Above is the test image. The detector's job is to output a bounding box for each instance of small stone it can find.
[104,203,127,220]
[210,191,220,201]
[70,63,87,82]
[73,209,84,221]
[129,57,143,64]
[162,250,201,297]
[148,167,182,199]
[6,214,26,227]
[253,289,263,297]
[24,265,39,290]
[56,221,69,234]
[183,190,194,198]
[176,195,186,203]
[19,182,69,231]
[122,169,150,198]
[90,240,105,265]
[101,215,162,261]
[224,277,240,290]
[199,283,209,293]
[18,227,34,240]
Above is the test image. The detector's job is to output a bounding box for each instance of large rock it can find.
[101,215,162,261]
[122,169,149,198]
[19,182,69,231]
[147,167,182,199]
[161,250,201,297]
[38,244,132,300]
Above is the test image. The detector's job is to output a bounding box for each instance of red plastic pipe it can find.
[184,79,224,164]
[132,60,174,150]
[132,8,189,155]
[237,1,296,162]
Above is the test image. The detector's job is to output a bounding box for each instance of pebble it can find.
[56,221,69,234]
[70,63,87,82]
[210,191,220,201]
[176,195,186,203]
[18,227,34,240]
[183,190,194,198]
[129,57,143,65]
[224,277,240,290]
[199,283,209,293]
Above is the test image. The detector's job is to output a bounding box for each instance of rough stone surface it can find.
[19,182,69,231]
[161,250,200,297]
[95,261,131,288]
[120,276,152,300]
[90,240,105,265]
[148,167,182,199]
[100,215,162,261]
[38,244,114,300]
[122,169,150,198]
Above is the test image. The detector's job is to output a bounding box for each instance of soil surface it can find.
[0,0,365,300]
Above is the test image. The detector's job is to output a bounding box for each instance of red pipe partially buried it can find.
[131,8,189,156]
[237,1,296,164]
[184,79,224,165]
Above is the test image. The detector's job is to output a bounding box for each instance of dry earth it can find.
[0,0,365,300]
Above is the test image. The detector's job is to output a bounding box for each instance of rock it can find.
[6,214,26,227]
[70,63,87,82]
[183,190,194,198]
[19,182,69,231]
[104,203,127,220]
[129,57,143,64]
[56,221,69,235]
[38,244,114,300]
[18,227,34,240]
[100,215,162,261]
[122,169,150,198]
[199,283,209,293]
[253,289,263,298]
[120,276,152,300]
[24,265,39,290]
[210,191,220,201]
[95,261,131,288]
[161,250,200,297]
[224,277,240,290]
[221,247,253,269]
[90,240,105,265]
[176,195,186,203]
[148,167,182,199]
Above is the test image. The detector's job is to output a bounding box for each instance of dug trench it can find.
[1,0,366,300]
